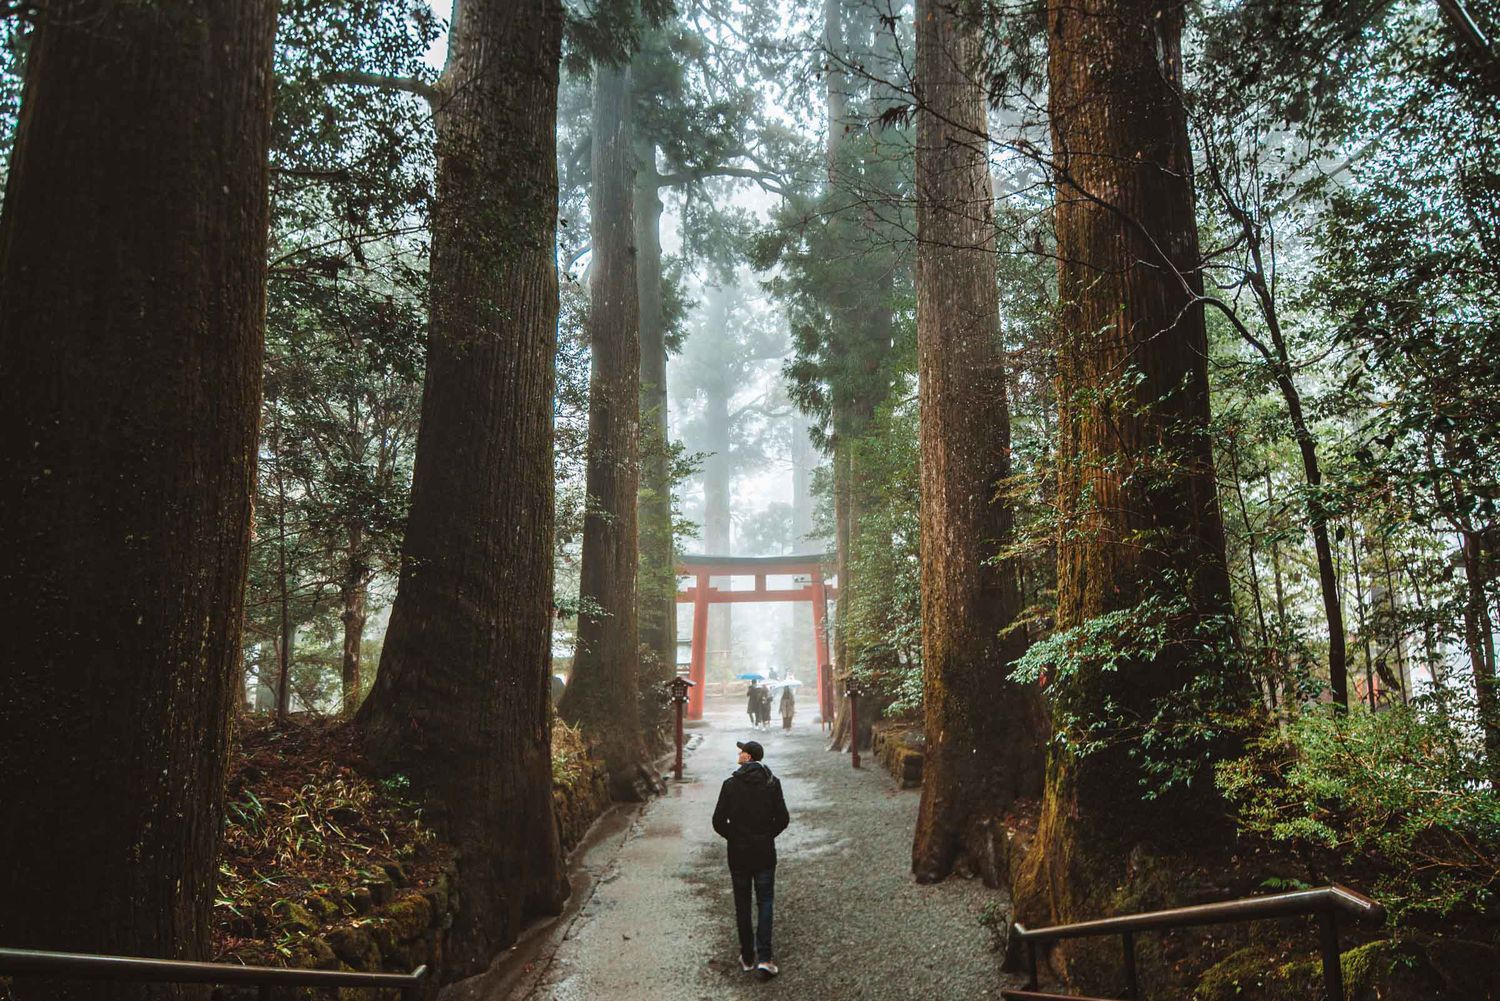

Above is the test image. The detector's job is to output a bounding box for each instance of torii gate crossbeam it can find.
[675,553,836,721]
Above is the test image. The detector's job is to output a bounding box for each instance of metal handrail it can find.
[1012,883,1382,941]
[0,947,427,999]
[1006,884,1385,1001]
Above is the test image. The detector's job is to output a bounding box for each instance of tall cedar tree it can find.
[0,2,276,996]
[357,0,569,975]
[910,0,1045,885]
[821,0,899,752]
[635,130,676,726]
[558,60,650,797]
[1013,0,1247,969]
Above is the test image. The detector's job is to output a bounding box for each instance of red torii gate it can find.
[676,553,836,722]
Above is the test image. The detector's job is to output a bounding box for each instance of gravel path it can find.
[473,699,1021,1001]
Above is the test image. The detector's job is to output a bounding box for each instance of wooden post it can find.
[670,676,695,781]
[811,567,832,723]
[688,572,709,720]
[1319,911,1345,1001]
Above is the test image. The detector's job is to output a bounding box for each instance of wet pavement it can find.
[451,698,1018,1001]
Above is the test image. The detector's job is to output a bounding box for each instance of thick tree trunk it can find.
[557,60,650,799]
[339,524,368,716]
[0,2,275,996]
[357,0,568,975]
[1014,0,1247,976]
[911,0,1045,886]
[635,139,677,738]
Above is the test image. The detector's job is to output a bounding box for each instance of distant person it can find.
[746,679,761,728]
[756,684,773,730]
[779,685,795,731]
[712,739,789,980]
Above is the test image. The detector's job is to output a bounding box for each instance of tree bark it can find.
[339,523,368,716]
[635,138,677,737]
[557,60,650,799]
[357,0,569,975]
[0,2,275,996]
[911,0,1045,886]
[1014,0,1246,970]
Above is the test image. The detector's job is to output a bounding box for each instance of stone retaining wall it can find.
[871,721,924,789]
[216,861,457,1000]
[216,741,614,999]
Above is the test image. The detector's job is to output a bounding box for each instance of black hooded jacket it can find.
[711,760,790,872]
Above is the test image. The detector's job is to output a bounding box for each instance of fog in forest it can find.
[1,0,1498,998]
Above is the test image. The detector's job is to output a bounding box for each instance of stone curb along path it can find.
[446,703,1020,1001]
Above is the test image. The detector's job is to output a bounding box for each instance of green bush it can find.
[1217,697,1500,921]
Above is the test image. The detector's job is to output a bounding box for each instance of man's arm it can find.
[712,780,733,840]
[770,778,789,837]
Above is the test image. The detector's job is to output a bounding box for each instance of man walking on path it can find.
[712,739,789,980]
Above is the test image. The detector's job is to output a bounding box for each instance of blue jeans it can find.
[731,866,775,963]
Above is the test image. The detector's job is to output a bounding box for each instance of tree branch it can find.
[327,71,439,107]
[656,161,786,196]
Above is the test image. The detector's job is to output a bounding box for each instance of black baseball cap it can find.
[736,740,764,761]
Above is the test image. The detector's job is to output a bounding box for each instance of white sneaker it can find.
[756,960,779,979]
[739,957,755,973]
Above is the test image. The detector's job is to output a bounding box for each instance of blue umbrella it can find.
[735,671,767,681]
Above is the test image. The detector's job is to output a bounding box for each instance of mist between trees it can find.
[0,0,1496,996]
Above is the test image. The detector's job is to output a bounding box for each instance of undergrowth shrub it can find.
[1217,695,1500,922]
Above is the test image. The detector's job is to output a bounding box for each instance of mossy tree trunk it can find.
[357,0,569,976]
[911,0,1045,886]
[557,60,650,798]
[0,2,276,997]
[1014,0,1248,973]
